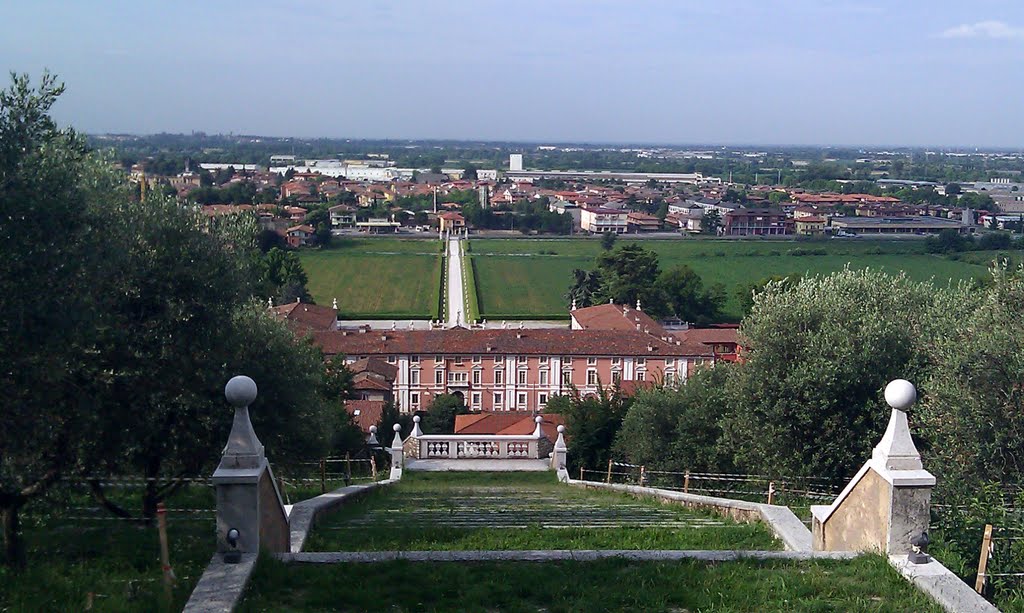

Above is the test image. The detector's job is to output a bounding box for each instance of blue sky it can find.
[4,1,1024,147]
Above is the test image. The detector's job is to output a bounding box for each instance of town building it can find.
[723,209,792,236]
[580,206,628,234]
[438,211,466,233]
[794,216,827,236]
[829,216,968,235]
[286,224,316,247]
[312,325,713,413]
[626,211,663,233]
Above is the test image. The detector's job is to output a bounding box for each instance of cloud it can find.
[940,20,1024,40]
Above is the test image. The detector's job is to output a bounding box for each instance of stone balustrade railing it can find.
[403,415,553,460]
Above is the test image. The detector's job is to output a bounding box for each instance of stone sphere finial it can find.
[393,423,402,432]
[369,425,377,434]
[535,416,543,424]
[225,375,257,408]
[885,379,917,411]
[557,425,565,434]
[413,415,421,423]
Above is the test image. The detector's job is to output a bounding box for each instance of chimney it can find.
[636,323,641,331]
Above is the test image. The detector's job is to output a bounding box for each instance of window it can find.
[410,370,420,385]
[587,357,597,366]
[587,370,597,386]
[612,371,621,384]
[664,371,675,384]
[517,392,527,407]
[434,355,443,363]
[472,355,481,364]
[540,356,549,365]
[495,370,504,385]
[434,370,444,385]
[410,392,420,407]
[455,356,463,365]
[517,355,527,364]
[494,356,502,363]
[539,392,548,406]
[562,371,572,385]
[637,371,646,381]
[410,355,419,363]
[471,392,481,407]
[540,370,549,385]
[493,392,503,407]
[563,356,573,365]
[387,355,397,364]
[518,370,528,385]
[472,370,481,385]
[611,357,621,366]
[636,357,646,366]
[448,371,468,384]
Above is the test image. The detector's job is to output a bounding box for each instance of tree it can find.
[462,164,478,180]
[0,73,107,565]
[419,394,468,434]
[656,266,725,324]
[735,274,802,316]
[600,231,617,250]
[565,268,602,308]
[261,247,312,304]
[700,210,721,235]
[376,401,411,450]
[613,366,734,473]
[945,182,962,196]
[593,244,663,315]
[555,387,632,472]
[720,268,946,482]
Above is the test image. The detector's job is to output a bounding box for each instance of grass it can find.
[298,238,442,318]
[469,238,996,320]
[239,554,943,612]
[0,484,216,613]
[305,472,779,552]
[464,251,481,322]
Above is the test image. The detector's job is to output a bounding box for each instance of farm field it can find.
[298,238,442,318]
[470,238,998,321]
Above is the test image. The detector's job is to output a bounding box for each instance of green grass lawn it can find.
[470,238,996,320]
[239,554,942,612]
[0,484,216,613]
[298,238,442,318]
[306,472,779,552]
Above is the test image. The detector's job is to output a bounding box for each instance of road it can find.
[446,235,465,327]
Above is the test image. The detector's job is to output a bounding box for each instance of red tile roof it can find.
[346,400,385,432]
[571,303,667,336]
[311,327,711,358]
[271,301,338,332]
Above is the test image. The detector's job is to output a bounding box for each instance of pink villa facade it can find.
[313,326,713,414]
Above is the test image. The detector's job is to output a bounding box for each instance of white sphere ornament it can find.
[225,375,258,408]
[535,416,543,424]
[369,425,377,434]
[393,423,402,432]
[885,379,917,411]
[413,415,421,423]
[557,425,565,434]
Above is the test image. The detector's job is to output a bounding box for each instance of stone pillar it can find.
[389,423,404,480]
[812,379,935,555]
[552,425,569,482]
[212,376,289,556]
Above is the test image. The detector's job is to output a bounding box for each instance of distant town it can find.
[107,134,1024,246]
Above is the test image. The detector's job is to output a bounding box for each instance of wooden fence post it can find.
[319,458,326,494]
[767,481,775,505]
[579,465,584,481]
[156,503,174,605]
[976,524,994,593]
[345,452,352,485]
[639,465,646,486]
[683,470,690,493]
[606,458,613,484]
[370,455,378,481]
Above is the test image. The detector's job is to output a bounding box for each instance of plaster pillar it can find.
[212,376,290,555]
[552,425,569,482]
[812,379,935,555]
[389,424,404,480]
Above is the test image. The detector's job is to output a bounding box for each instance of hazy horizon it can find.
[7,1,1024,148]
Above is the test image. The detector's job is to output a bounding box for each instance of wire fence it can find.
[578,459,843,508]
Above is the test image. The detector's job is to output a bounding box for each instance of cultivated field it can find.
[470,238,998,320]
[298,238,442,319]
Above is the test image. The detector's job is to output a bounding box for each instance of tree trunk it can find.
[87,480,135,520]
[1,503,24,568]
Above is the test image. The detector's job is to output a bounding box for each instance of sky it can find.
[4,0,1024,147]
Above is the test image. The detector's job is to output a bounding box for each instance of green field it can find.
[470,238,999,321]
[298,238,442,318]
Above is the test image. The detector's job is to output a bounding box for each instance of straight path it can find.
[446,235,466,327]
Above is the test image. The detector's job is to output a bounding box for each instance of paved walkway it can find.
[446,235,466,327]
